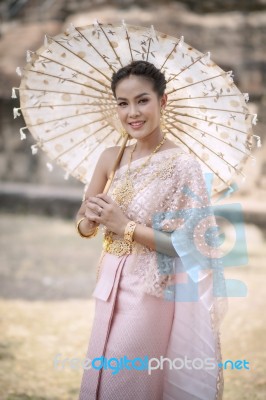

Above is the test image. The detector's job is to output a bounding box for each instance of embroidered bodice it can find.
[106,147,219,297]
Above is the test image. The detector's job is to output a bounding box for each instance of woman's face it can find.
[115,75,166,140]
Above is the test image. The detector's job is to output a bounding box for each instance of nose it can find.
[128,104,140,118]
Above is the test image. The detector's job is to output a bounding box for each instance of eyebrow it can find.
[116,92,150,101]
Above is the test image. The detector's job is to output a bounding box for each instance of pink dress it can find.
[78,148,228,400]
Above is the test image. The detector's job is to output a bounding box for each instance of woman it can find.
[76,61,227,400]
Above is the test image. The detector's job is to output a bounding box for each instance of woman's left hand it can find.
[86,193,130,236]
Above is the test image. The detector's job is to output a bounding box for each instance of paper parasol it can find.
[13,21,261,198]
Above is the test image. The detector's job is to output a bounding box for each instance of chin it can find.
[128,128,154,140]
[129,132,149,140]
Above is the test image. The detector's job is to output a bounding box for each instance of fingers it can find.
[88,195,110,209]
[86,201,103,217]
[85,212,100,224]
[96,193,112,203]
[85,194,116,227]
[85,207,101,218]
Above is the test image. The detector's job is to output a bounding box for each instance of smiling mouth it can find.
[129,121,145,128]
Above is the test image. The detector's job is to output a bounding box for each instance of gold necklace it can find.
[102,134,167,259]
[113,134,167,208]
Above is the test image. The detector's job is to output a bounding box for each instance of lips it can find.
[129,121,145,128]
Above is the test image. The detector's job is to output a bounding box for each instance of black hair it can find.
[111,60,167,98]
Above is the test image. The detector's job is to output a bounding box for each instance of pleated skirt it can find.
[78,252,175,400]
[78,251,223,400]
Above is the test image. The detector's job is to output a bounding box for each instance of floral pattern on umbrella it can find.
[12,21,260,197]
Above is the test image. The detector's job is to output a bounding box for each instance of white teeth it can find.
[130,122,144,126]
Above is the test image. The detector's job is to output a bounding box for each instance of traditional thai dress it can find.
[78,147,228,400]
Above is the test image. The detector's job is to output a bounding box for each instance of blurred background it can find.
[0,1,265,399]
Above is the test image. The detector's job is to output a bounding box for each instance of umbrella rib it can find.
[164,125,226,182]
[19,88,245,105]
[159,40,180,71]
[123,23,134,61]
[165,117,245,177]
[18,87,112,100]
[69,128,117,175]
[97,24,123,68]
[25,68,110,96]
[167,72,232,94]
[166,110,249,135]
[166,53,207,83]
[167,94,245,102]
[39,120,109,144]
[52,124,113,161]
[145,32,153,62]
[169,116,250,157]
[115,134,123,145]
[74,26,118,73]
[27,109,110,128]
[75,125,126,172]
[167,104,249,115]
[34,53,111,89]
[165,124,231,186]
[20,103,116,110]
[50,34,112,81]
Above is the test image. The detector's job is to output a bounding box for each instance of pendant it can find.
[112,178,134,207]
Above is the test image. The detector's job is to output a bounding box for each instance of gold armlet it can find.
[124,220,137,243]
[76,217,99,238]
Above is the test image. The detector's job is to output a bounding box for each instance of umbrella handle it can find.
[103,134,130,194]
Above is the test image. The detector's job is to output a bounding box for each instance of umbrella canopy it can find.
[13,21,260,198]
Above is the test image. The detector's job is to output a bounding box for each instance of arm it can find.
[87,192,178,257]
[133,224,178,257]
[78,149,178,256]
[131,155,212,259]
[75,147,119,236]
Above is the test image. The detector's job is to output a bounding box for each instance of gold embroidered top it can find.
[99,146,228,399]
[103,147,226,306]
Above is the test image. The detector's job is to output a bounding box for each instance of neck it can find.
[133,129,164,156]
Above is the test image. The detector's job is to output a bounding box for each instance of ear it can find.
[160,93,168,109]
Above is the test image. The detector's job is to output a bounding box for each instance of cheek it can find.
[144,102,160,118]
[116,108,126,120]
[146,107,160,124]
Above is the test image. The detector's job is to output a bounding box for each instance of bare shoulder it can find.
[98,146,121,177]
[102,145,123,162]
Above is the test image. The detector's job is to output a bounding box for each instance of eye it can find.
[117,101,127,107]
[139,98,148,104]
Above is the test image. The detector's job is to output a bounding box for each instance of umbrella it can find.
[12,21,260,198]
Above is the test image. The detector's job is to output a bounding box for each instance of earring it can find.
[160,108,166,132]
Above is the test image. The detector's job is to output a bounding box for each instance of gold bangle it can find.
[124,220,137,243]
[76,217,99,238]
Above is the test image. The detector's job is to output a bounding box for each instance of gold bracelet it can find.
[76,217,99,238]
[124,220,137,243]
